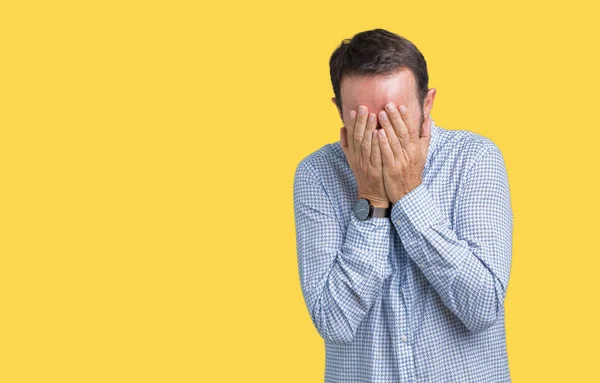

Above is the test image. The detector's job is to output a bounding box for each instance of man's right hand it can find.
[340,105,389,208]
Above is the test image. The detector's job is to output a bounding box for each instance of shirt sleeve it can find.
[390,142,513,333]
[293,159,393,344]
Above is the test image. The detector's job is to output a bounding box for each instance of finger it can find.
[399,104,418,145]
[340,127,348,157]
[353,105,368,154]
[378,109,402,160]
[385,103,410,148]
[347,110,356,154]
[361,112,377,161]
[370,129,382,168]
[377,128,395,168]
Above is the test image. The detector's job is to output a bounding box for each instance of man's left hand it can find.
[376,102,432,204]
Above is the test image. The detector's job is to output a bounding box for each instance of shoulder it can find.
[435,125,504,169]
[294,141,343,184]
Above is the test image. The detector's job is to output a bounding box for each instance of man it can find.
[293,28,513,382]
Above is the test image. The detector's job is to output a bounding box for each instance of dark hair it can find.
[329,28,429,114]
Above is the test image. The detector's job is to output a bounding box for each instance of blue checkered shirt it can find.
[293,120,513,382]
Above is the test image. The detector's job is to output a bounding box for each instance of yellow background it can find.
[1,0,598,381]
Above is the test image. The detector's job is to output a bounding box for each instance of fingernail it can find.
[368,113,375,123]
[379,110,387,120]
[399,105,407,114]
[379,129,386,137]
[385,103,395,112]
[358,106,366,115]
[350,110,356,119]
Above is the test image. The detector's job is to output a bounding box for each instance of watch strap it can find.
[371,205,391,218]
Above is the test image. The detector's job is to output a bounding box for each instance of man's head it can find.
[329,28,436,134]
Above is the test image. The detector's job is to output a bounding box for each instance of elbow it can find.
[458,269,509,334]
[310,306,357,345]
[464,310,500,333]
[463,288,506,334]
[317,327,356,345]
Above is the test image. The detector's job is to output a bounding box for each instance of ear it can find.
[332,97,343,121]
[422,88,437,118]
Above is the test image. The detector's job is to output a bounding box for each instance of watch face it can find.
[353,198,370,221]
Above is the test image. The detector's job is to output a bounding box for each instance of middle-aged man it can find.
[293,28,514,382]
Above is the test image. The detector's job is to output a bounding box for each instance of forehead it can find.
[340,68,417,112]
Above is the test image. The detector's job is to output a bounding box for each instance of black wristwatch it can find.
[352,198,391,221]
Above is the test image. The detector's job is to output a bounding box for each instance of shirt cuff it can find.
[390,183,445,240]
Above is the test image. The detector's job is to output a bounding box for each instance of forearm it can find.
[294,156,396,344]
[303,213,393,344]
[391,182,512,333]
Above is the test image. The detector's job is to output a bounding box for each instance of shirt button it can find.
[400,335,408,342]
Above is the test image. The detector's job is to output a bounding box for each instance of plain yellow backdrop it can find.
[1,0,599,382]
